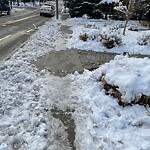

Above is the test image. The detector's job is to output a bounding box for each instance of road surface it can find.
[0,7,51,61]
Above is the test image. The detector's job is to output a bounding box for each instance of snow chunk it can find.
[0,143,8,150]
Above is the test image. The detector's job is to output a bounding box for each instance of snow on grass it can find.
[101,0,120,3]
[67,18,150,55]
[13,2,40,7]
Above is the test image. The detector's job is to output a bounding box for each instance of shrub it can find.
[99,31,122,49]
[137,34,150,46]
[84,22,95,29]
[100,74,150,107]
[79,26,122,48]
[102,36,121,49]
[128,25,138,31]
[79,33,88,41]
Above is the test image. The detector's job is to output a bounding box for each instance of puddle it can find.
[51,108,76,150]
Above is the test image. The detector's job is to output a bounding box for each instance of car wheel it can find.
[40,13,43,16]
[7,10,10,15]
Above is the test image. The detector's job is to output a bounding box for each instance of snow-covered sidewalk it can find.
[0,15,150,150]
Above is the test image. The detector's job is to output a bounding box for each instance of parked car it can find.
[40,3,55,17]
[0,0,11,15]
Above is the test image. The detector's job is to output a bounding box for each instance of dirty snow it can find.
[0,10,150,150]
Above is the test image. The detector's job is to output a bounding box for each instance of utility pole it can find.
[64,0,67,12]
[56,0,59,19]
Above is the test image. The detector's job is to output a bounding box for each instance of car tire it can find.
[7,10,10,15]
[40,13,43,16]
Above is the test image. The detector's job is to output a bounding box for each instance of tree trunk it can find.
[123,18,129,35]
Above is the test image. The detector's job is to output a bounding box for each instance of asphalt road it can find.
[0,7,51,61]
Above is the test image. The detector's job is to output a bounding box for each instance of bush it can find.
[137,34,150,46]
[67,0,103,19]
[128,25,138,31]
[99,27,122,49]
[102,36,121,48]
[100,34,122,49]
[100,74,150,107]
[79,33,88,41]
[79,26,122,48]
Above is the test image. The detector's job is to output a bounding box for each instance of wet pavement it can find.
[34,50,84,77]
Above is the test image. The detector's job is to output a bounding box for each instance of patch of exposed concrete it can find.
[60,25,72,35]
[78,50,117,70]
[61,13,70,20]
[34,48,118,77]
[34,50,84,77]
[51,108,76,150]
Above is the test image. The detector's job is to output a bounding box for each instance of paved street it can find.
[0,7,50,61]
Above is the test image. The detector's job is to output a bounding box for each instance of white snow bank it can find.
[11,8,26,13]
[0,19,62,149]
[71,68,150,150]
[100,55,150,103]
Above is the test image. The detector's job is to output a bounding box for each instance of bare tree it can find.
[115,0,141,35]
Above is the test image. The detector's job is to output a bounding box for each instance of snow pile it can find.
[71,69,150,150]
[0,20,61,149]
[100,55,150,103]
[11,8,26,13]
[11,20,60,62]
[137,32,150,46]
[0,56,48,149]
